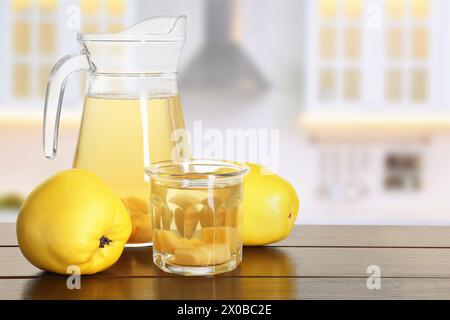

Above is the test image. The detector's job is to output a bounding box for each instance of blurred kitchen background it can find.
[2,0,450,225]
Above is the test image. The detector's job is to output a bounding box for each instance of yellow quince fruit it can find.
[122,197,152,244]
[243,163,299,245]
[16,169,132,275]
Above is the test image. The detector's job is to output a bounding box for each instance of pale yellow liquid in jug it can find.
[73,95,190,244]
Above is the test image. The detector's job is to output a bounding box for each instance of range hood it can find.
[181,0,268,96]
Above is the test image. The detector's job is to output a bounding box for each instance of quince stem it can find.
[99,236,113,248]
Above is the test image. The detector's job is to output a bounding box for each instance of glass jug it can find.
[43,16,190,247]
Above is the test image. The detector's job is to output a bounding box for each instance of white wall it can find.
[3,1,450,226]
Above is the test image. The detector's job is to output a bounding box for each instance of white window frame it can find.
[0,0,138,110]
[0,0,10,108]
[3,0,64,108]
[305,0,446,116]
[380,0,439,110]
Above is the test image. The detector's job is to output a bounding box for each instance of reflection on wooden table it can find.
[3,224,450,299]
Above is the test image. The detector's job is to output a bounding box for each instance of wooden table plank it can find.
[4,223,450,299]
[3,245,450,279]
[273,225,450,248]
[2,277,450,300]
[5,224,450,248]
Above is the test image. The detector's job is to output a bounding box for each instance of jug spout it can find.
[121,15,186,39]
[78,16,187,75]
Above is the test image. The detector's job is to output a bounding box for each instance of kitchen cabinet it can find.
[299,0,450,217]
[303,0,450,134]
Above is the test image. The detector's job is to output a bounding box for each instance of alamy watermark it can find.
[66,5,81,31]
[366,265,381,290]
[66,265,81,290]
[171,121,280,174]
[366,5,382,30]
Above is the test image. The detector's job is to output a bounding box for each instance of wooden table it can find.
[2,223,450,299]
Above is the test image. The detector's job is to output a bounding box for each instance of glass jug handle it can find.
[43,53,94,159]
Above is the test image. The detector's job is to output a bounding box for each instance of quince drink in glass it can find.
[147,160,248,276]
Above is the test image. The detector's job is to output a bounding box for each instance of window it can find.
[10,0,59,101]
[80,0,126,33]
[0,0,136,108]
[313,0,365,106]
[384,0,433,105]
[306,0,443,112]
